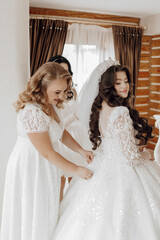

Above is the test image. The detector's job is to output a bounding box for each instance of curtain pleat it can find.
[112,25,143,105]
[30,19,68,76]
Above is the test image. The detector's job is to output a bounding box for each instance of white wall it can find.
[0,0,29,226]
[140,13,160,35]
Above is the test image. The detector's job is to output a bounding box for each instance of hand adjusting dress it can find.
[52,106,160,240]
[1,103,64,240]
[58,99,92,178]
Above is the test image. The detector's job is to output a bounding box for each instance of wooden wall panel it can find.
[140,55,150,61]
[150,109,160,116]
[150,76,160,83]
[136,105,149,112]
[141,45,150,52]
[139,62,150,69]
[150,85,160,92]
[149,136,158,144]
[137,80,149,87]
[135,36,151,121]
[142,36,151,42]
[147,142,155,149]
[149,35,160,118]
[136,35,160,150]
[148,118,156,125]
[150,68,160,74]
[151,49,160,56]
[136,97,149,104]
[136,88,149,95]
[140,113,149,118]
[152,39,160,47]
[150,102,160,109]
[150,93,160,101]
[138,72,150,78]
[151,58,160,65]
[148,35,160,149]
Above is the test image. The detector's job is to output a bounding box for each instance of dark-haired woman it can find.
[52,58,160,240]
[48,55,73,76]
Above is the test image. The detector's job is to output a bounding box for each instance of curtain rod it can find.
[30,14,146,30]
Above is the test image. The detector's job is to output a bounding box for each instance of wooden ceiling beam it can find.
[30,7,140,25]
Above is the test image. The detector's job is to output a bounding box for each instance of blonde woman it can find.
[48,55,91,199]
[0,62,93,240]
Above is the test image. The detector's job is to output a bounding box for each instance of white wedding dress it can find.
[52,106,160,240]
[1,103,63,240]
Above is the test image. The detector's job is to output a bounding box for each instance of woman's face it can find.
[114,71,129,98]
[46,78,68,105]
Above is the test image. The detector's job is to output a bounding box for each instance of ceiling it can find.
[30,0,160,18]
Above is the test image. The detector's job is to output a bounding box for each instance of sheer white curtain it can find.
[63,23,115,92]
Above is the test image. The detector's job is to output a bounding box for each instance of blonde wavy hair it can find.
[14,62,72,116]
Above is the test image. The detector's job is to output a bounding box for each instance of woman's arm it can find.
[61,129,93,163]
[28,132,93,180]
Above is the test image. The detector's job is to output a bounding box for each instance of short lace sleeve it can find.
[114,107,144,167]
[19,103,50,133]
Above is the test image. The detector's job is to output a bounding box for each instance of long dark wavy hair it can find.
[89,64,154,150]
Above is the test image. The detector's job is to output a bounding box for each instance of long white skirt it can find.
[1,137,61,240]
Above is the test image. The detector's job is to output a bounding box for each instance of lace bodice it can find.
[99,106,147,167]
[17,103,64,144]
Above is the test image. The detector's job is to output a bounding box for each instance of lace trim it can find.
[19,103,50,133]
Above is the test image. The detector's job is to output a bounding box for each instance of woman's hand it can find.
[75,166,93,180]
[79,149,94,164]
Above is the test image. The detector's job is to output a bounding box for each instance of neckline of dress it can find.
[51,105,64,129]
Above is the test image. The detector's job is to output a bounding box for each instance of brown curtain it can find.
[112,25,143,105]
[30,19,68,76]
